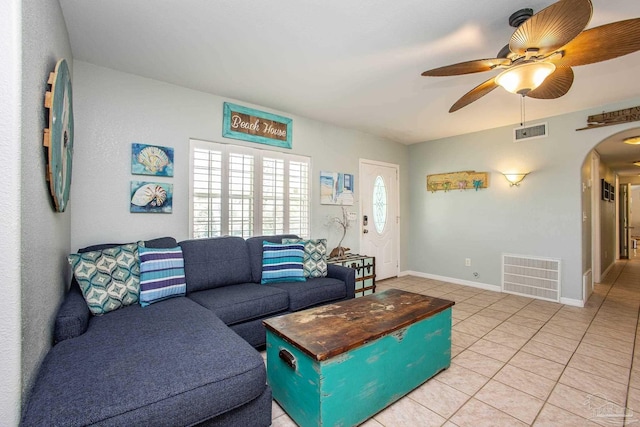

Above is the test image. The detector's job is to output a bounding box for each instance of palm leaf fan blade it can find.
[526,66,574,99]
[449,77,499,112]
[510,0,592,56]
[554,18,640,67]
[421,58,510,77]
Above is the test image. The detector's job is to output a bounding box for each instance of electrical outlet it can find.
[473,272,479,278]
[465,258,471,267]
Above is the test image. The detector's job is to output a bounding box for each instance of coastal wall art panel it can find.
[320,171,354,205]
[222,102,292,149]
[131,143,174,176]
[130,181,173,213]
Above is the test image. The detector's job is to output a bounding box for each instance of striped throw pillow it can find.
[138,246,187,306]
[261,241,306,284]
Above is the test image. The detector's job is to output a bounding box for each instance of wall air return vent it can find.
[502,254,560,302]
[513,122,548,142]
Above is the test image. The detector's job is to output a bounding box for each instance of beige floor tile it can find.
[451,344,465,358]
[581,332,634,354]
[408,378,470,418]
[521,340,574,365]
[575,342,633,368]
[271,400,284,419]
[533,403,601,427]
[358,417,384,427]
[486,302,522,314]
[547,383,610,422]
[493,364,556,400]
[587,324,636,343]
[373,395,445,427]
[483,329,530,350]
[509,351,566,381]
[567,353,630,386]
[450,398,528,427]
[476,308,513,321]
[531,330,581,352]
[452,319,494,338]
[452,330,480,348]
[559,367,627,406]
[466,314,503,329]
[434,363,491,395]
[494,321,539,340]
[516,308,556,322]
[467,338,518,363]
[540,322,588,341]
[271,413,297,427]
[629,368,640,390]
[452,349,505,377]
[625,386,640,423]
[505,314,546,330]
[453,302,484,314]
[475,380,544,424]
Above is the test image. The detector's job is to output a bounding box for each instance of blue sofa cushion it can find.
[22,297,267,427]
[246,234,298,283]
[68,242,141,315]
[54,237,179,343]
[180,236,252,292]
[188,283,289,326]
[265,277,347,311]
[261,241,306,284]
[138,246,187,306]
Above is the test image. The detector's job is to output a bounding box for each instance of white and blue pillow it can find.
[261,241,306,284]
[138,246,187,306]
[282,238,328,278]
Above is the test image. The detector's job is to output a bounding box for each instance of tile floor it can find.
[268,257,640,426]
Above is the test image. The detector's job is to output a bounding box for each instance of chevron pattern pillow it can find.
[138,246,186,306]
[68,242,141,315]
[261,241,306,284]
[282,238,328,278]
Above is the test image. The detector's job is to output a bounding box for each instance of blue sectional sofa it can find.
[21,235,355,427]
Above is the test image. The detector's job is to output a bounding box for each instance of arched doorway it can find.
[582,127,640,300]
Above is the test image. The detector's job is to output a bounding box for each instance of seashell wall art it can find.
[131,143,174,176]
[130,181,173,213]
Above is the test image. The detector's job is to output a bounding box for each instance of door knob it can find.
[363,229,369,234]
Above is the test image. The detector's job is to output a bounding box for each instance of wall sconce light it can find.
[502,172,529,187]
[633,160,640,167]
[624,136,640,145]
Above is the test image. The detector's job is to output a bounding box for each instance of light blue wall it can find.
[70,61,410,265]
[20,0,73,411]
[408,98,640,302]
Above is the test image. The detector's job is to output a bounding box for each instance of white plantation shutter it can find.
[190,139,310,239]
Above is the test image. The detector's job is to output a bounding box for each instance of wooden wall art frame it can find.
[426,171,489,193]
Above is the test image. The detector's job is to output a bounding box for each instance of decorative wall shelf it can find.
[426,170,489,193]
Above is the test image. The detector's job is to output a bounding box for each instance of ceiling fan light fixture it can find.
[633,161,640,167]
[624,136,640,145]
[495,62,556,95]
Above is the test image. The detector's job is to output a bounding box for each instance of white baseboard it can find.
[400,270,584,307]
[560,297,584,308]
[399,270,501,293]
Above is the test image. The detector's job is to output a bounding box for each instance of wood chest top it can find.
[263,289,454,361]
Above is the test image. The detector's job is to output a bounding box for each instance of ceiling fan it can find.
[421,0,640,113]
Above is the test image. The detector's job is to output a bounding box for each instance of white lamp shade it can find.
[495,62,556,95]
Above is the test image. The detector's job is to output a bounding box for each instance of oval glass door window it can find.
[373,175,387,234]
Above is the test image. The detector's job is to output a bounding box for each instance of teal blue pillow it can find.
[261,241,306,284]
[138,246,186,307]
[68,242,141,315]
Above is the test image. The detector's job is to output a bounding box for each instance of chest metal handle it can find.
[279,348,297,370]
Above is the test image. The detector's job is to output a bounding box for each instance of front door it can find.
[360,160,399,280]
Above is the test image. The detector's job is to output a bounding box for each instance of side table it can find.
[327,254,375,297]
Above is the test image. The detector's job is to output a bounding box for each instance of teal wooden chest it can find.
[263,289,454,427]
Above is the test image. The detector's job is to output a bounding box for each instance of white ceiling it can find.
[59,0,640,168]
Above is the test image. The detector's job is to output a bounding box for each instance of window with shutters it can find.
[190,139,310,239]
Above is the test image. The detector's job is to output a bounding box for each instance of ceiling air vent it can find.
[513,122,548,142]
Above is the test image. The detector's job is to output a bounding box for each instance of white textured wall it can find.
[70,62,409,263]
[20,0,73,408]
[0,0,23,423]
[408,98,640,302]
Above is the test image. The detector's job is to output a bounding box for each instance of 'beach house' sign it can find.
[223,102,292,148]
